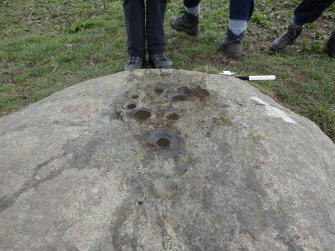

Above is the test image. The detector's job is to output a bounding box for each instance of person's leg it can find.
[297,0,335,58]
[123,0,145,70]
[229,0,254,21]
[269,22,303,52]
[228,0,253,37]
[325,28,335,58]
[219,0,254,59]
[270,0,334,52]
[169,0,201,36]
[184,0,201,15]
[146,0,172,68]
[294,0,334,25]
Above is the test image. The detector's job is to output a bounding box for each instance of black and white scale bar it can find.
[235,75,276,81]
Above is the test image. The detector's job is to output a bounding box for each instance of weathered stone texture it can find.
[0,69,334,250]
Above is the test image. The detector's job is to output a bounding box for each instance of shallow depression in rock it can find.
[168,92,187,101]
[127,104,137,110]
[167,85,210,102]
[147,129,179,150]
[133,109,152,121]
[156,137,170,148]
[185,85,210,101]
[166,113,179,121]
[154,87,164,95]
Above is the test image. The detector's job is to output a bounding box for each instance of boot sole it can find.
[219,44,242,60]
[269,44,284,53]
[148,59,173,69]
[170,24,199,37]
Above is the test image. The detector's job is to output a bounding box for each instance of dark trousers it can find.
[294,0,335,25]
[184,0,201,7]
[124,0,167,57]
[230,0,254,21]
[184,0,254,21]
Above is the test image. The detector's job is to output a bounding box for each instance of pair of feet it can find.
[270,23,335,58]
[169,13,243,60]
[170,12,335,59]
[124,53,173,71]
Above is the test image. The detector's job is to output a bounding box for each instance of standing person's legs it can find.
[219,0,254,59]
[123,0,145,70]
[229,0,254,21]
[229,0,254,36]
[124,0,145,57]
[270,0,335,53]
[184,0,201,15]
[294,0,334,25]
[147,0,172,68]
[146,0,167,55]
[169,0,201,36]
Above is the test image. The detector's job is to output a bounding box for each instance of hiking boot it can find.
[270,23,303,52]
[169,12,199,36]
[219,29,244,59]
[149,53,173,69]
[124,56,143,71]
[324,29,335,58]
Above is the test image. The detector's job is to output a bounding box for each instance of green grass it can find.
[1,0,334,141]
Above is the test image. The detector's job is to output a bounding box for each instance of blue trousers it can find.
[294,0,335,25]
[124,0,167,57]
[184,0,254,20]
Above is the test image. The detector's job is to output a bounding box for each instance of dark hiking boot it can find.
[324,29,335,58]
[270,23,303,52]
[149,53,173,69]
[219,29,244,60]
[169,12,199,36]
[124,56,143,71]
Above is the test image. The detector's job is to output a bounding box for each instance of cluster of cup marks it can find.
[125,84,210,175]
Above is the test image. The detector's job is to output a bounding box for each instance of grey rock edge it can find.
[0,69,334,251]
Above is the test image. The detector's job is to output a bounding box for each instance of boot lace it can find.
[128,56,141,64]
[151,53,168,62]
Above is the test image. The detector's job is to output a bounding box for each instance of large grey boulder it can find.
[0,69,334,251]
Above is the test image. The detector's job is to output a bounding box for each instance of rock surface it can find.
[0,69,334,251]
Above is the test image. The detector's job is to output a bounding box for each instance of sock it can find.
[229,19,247,36]
[185,4,200,17]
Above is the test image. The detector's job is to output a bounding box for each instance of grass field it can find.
[1,0,334,141]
